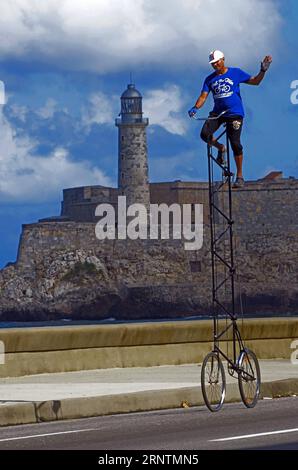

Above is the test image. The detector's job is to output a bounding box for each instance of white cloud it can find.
[0,107,112,203]
[81,92,117,131]
[80,85,187,136]
[143,85,187,136]
[9,103,28,122]
[36,98,58,119]
[0,0,281,73]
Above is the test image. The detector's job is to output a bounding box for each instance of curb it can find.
[0,378,298,427]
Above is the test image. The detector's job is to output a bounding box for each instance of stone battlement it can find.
[60,175,298,226]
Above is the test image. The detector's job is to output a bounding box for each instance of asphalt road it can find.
[0,397,297,450]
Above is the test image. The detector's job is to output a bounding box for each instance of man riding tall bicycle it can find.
[189,50,272,188]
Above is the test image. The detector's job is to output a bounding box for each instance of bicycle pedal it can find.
[228,364,236,377]
[222,169,234,178]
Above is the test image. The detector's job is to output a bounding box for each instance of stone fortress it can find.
[0,84,297,320]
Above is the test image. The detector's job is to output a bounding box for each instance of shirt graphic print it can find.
[202,67,251,117]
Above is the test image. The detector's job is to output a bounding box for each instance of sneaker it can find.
[233,176,245,188]
[216,146,226,165]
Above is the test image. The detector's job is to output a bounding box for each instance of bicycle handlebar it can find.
[192,110,227,121]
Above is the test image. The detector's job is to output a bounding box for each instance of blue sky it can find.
[0,0,297,268]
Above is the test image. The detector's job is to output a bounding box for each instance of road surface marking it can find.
[0,428,96,443]
[210,428,298,442]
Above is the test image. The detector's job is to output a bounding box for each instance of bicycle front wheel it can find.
[201,351,226,412]
[238,348,261,408]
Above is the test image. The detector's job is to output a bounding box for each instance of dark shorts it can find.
[200,114,244,156]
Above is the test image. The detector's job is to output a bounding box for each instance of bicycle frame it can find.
[198,112,261,410]
[205,118,253,378]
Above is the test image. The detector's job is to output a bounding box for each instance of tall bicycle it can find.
[193,111,261,412]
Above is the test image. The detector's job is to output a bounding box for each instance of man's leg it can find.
[211,138,225,153]
[200,118,224,151]
[234,154,243,178]
[227,118,244,178]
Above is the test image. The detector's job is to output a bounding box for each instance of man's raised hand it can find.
[261,55,272,72]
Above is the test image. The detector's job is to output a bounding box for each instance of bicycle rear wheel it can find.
[201,351,226,412]
[238,348,261,408]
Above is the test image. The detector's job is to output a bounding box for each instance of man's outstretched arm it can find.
[246,55,272,86]
[188,91,209,117]
[194,91,209,108]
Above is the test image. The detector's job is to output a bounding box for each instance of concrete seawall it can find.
[0,317,297,378]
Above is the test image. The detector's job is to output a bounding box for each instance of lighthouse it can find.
[115,83,150,210]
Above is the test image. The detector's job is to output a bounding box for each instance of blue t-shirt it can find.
[201,67,251,117]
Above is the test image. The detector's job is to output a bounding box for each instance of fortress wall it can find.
[62,187,86,205]
[231,185,298,227]
[62,180,298,231]
[62,202,104,222]
[62,187,120,220]
[150,183,181,204]
[234,227,298,310]
[168,180,298,228]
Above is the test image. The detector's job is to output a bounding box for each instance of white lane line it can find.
[0,428,96,443]
[210,428,298,442]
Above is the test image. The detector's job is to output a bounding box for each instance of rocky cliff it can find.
[0,218,297,320]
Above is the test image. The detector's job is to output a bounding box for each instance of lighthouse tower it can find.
[115,84,150,210]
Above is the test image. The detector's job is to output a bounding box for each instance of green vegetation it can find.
[62,261,97,282]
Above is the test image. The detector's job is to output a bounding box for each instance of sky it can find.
[0,0,297,267]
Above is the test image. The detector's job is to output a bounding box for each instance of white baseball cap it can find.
[209,50,224,64]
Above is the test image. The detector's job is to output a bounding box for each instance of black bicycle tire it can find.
[201,351,226,412]
[238,348,261,408]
